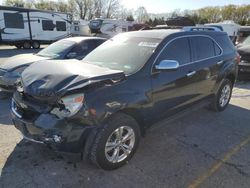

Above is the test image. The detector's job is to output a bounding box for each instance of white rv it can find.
[0,6,71,49]
[89,18,134,38]
[71,20,91,36]
[205,20,240,43]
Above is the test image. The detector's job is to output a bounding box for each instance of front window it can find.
[83,34,161,74]
[37,40,76,58]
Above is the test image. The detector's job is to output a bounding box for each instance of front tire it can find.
[89,113,140,170]
[210,79,233,112]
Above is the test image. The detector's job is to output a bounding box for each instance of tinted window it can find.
[158,37,191,65]
[213,35,234,54]
[42,20,54,31]
[191,36,216,61]
[4,13,24,29]
[69,45,83,57]
[214,42,222,56]
[56,21,66,31]
[71,40,101,57]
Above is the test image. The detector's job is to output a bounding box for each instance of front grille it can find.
[240,53,250,62]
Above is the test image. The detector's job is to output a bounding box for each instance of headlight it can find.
[51,93,84,118]
[11,66,28,76]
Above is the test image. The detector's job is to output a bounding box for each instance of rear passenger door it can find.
[189,36,223,97]
[151,37,203,120]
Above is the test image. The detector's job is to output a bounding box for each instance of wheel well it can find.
[118,108,146,136]
[226,74,236,85]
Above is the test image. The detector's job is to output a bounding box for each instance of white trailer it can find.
[71,20,91,36]
[0,6,71,49]
[205,20,240,44]
[89,18,134,38]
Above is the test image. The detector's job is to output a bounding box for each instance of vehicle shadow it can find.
[1,104,250,188]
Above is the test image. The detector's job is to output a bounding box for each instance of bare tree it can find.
[104,0,120,18]
[136,6,149,23]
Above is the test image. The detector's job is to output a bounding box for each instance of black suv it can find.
[11,29,238,170]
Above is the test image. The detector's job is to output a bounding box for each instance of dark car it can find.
[237,36,250,74]
[0,37,106,94]
[11,29,238,170]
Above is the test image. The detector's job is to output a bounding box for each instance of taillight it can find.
[236,53,241,64]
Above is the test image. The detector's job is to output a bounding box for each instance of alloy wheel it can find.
[219,84,231,107]
[105,126,135,163]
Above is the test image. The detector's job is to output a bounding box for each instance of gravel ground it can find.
[0,46,250,188]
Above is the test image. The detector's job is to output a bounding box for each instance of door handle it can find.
[217,60,223,65]
[186,71,196,77]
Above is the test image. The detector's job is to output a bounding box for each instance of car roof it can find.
[62,37,106,43]
[121,29,226,40]
[124,29,182,39]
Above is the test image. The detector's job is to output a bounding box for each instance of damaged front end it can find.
[11,60,125,153]
[11,88,93,152]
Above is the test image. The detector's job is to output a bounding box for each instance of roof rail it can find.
[141,26,223,32]
[183,26,222,32]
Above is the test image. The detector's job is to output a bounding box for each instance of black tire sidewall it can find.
[23,41,31,49]
[216,79,233,111]
[32,41,40,49]
[91,113,140,170]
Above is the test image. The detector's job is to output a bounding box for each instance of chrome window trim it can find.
[151,34,224,73]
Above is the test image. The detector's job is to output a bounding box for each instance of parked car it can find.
[0,37,106,94]
[237,36,250,74]
[236,26,250,45]
[11,29,238,170]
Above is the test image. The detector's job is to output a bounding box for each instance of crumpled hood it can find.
[0,54,49,71]
[21,59,125,101]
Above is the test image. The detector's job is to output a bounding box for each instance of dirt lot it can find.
[0,46,250,188]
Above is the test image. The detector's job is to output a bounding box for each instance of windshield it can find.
[243,36,250,45]
[83,34,161,74]
[37,40,76,58]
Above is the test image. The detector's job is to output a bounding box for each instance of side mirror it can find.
[155,60,179,71]
[66,52,77,59]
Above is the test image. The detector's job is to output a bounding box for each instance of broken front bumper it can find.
[11,99,92,153]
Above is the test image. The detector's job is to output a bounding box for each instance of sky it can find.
[122,0,250,13]
[0,0,249,13]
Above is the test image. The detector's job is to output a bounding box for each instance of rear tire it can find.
[23,41,31,49]
[209,79,233,112]
[32,41,40,49]
[89,113,140,170]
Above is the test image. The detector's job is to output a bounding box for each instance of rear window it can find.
[214,34,235,54]
[4,13,24,29]
[191,36,220,61]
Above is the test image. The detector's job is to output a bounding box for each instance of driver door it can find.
[150,37,203,121]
